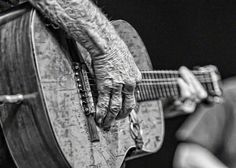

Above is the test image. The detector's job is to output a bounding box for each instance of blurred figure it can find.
[173,78,236,168]
[164,66,208,118]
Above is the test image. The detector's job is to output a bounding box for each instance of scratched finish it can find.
[77,20,164,154]
[0,9,71,168]
[31,12,134,168]
[112,20,153,71]
[112,20,164,153]
[32,11,164,168]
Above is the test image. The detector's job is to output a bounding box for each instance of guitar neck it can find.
[137,69,221,102]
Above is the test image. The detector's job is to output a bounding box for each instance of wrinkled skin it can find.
[7,0,202,129]
[94,41,142,130]
[29,0,142,130]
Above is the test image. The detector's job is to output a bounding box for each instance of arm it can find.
[28,0,141,129]
[174,143,228,168]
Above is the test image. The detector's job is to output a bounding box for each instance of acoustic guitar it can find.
[0,3,221,168]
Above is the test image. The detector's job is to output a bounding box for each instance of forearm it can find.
[174,143,228,168]
[28,0,125,57]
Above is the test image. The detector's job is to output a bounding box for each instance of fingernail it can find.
[179,66,185,71]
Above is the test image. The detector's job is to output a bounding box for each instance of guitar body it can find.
[0,6,164,168]
[0,9,71,168]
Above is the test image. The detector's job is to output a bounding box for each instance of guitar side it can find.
[0,8,121,168]
[0,8,71,168]
[31,12,164,167]
[0,5,164,168]
[31,11,128,168]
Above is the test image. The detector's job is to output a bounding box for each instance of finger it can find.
[177,78,192,99]
[177,78,198,113]
[116,84,136,120]
[179,67,197,96]
[179,66,207,99]
[95,80,112,127]
[102,83,123,130]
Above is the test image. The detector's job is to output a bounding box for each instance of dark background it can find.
[96,0,236,167]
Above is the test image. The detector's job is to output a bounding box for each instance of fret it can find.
[141,73,149,101]
[139,83,145,101]
[206,73,215,94]
[148,72,155,99]
[170,73,176,96]
[136,68,221,102]
[166,72,171,96]
[166,71,173,97]
[163,73,169,97]
[205,73,213,93]
[173,82,179,97]
[145,73,151,100]
[159,73,166,98]
[173,79,179,97]
[138,80,146,101]
[152,72,161,100]
[147,72,154,99]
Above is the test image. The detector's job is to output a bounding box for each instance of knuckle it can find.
[111,93,122,103]
[110,106,121,115]
[111,100,122,110]
[97,101,109,109]
[110,105,121,112]
[112,83,123,92]
[97,80,112,91]
[98,93,109,102]
[110,99,122,116]
[110,101,122,114]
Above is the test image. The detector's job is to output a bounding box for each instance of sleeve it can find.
[28,0,128,58]
[176,99,229,153]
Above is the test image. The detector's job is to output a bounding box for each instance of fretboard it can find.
[137,69,221,102]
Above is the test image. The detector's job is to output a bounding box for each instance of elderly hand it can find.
[93,41,142,130]
[28,0,141,131]
[176,66,208,113]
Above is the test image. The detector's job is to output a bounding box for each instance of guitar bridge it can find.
[73,62,99,142]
